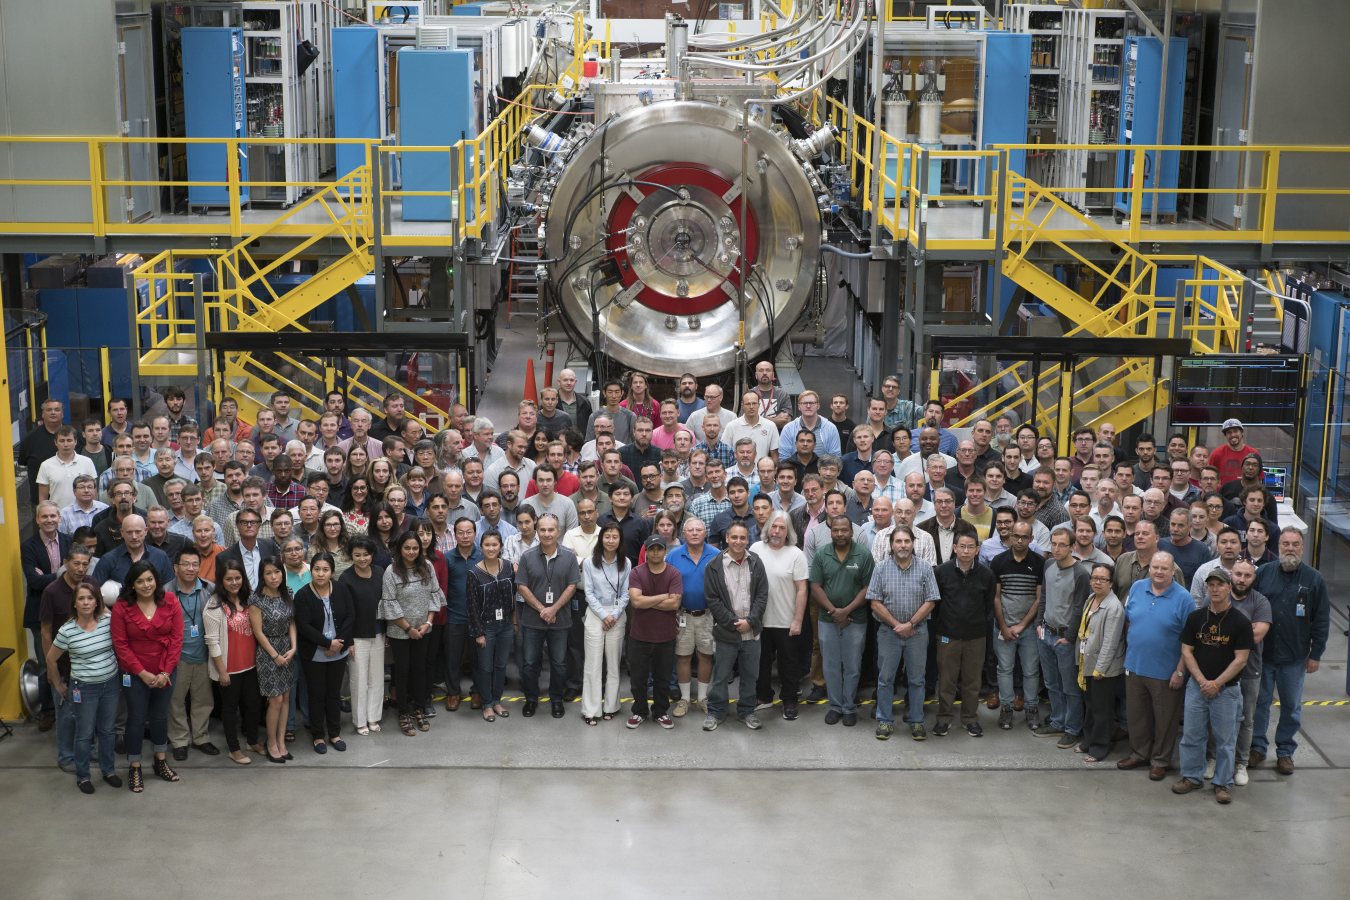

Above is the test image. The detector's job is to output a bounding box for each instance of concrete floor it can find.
[5,309,1349,899]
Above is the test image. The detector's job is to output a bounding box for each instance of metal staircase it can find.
[129,165,453,429]
[506,223,541,328]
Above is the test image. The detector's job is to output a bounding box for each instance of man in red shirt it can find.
[1208,419,1258,484]
[625,535,683,729]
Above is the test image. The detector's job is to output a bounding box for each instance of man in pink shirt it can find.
[650,399,694,451]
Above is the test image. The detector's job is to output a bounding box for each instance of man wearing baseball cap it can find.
[625,535,683,729]
[1208,420,1257,484]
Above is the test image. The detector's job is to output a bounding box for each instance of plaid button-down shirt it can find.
[695,439,736,470]
[688,491,732,527]
[866,555,940,624]
[265,480,307,510]
[59,500,108,535]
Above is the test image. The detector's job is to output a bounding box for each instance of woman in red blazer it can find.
[110,559,183,793]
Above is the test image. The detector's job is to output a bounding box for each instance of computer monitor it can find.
[1263,466,1289,502]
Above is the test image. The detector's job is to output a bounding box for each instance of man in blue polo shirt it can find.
[1117,551,1193,781]
[667,517,719,718]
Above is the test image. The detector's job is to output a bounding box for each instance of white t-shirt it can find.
[723,417,781,461]
[895,451,956,482]
[37,454,98,510]
[749,541,808,629]
[685,407,735,446]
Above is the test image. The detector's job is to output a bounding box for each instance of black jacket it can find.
[293,582,356,660]
[217,538,281,571]
[148,532,189,561]
[917,516,978,566]
[21,531,72,627]
[932,558,996,640]
[703,551,769,643]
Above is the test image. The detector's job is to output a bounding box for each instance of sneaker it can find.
[754,700,775,712]
[1025,710,1042,731]
[1033,722,1065,738]
[805,685,827,703]
[910,724,927,741]
[1214,785,1233,804]
[875,723,894,740]
[742,714,762,730]
[999,706,1014,730]
[966,722,984,738]
[781,703,798,721]
[1172,778,1202,795]
[424,704,437,718]
[626,714,644,729]
[824,709,842,725]
[1204,758,1216,781]
[702,714,720,732]
[672,699,690,718]
[1056,732,1080,750]
[656,715,674,729]
[1234,764,1249,786]
[692,699,707,714]
[932,722,950,737]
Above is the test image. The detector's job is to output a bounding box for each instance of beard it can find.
[1280,552,1301,572]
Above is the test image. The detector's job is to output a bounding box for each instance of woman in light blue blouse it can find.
[580,523,630,725]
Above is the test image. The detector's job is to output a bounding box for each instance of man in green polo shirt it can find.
[808,515,875,726]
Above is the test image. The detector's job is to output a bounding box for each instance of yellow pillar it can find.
[1057,366,1073,455]
[0,289,30,720]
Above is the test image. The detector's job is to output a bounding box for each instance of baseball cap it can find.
[1221,418,1244,431]
[644,535,667,550]
[1204,568,1231,585]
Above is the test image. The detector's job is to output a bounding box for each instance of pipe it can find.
[789,330,824,348]
[822,243,872,259]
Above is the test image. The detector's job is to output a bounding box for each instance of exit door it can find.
[1209,34,1251,230]
[119,23,156,223]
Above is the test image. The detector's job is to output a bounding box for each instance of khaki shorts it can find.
[675,610,716,655]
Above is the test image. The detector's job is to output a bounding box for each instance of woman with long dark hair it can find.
[368,501,398,568]
[581,523,630,724]
[46,582,120,793]
[109,560,183,792]
[467,529,515,722]
[310,509,354,579]
[378,530,445,736]
[294,551,354,754]
[249,557,297,763]
[204,560,264,764]
[341,475,372,534]
[341,535,386,734]
[413,516,447,721]
[528,428,554,466]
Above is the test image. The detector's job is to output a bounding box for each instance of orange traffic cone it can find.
[523,357,538,404]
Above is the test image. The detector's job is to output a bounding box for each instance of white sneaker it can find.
[754,701,775,712]
[1234,764,1249,786]
[672,699,690,718]
[1204,758,1216,781]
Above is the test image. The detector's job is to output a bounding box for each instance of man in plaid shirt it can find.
[695,415,736,470]
[689,459,732,525]
[263,455,306,510]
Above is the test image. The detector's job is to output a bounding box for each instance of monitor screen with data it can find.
[1169,354,1303,428]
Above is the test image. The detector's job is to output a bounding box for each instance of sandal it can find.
[369,722,381,733]
[356,725,371,736]
[399,715,416,736]
[483,710,495,722]
[602,711,616,721]
[152,758,180,782]
[584,716,598,726]
[128,766,144,793]
[284,730,296,743]
[414,712,430,732]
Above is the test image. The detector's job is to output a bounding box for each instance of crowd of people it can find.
[18,368,1330,804]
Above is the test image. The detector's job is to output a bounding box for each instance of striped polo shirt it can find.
[52,615,119,682]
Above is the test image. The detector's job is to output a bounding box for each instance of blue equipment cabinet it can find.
[333,27,380,188]
[1113,35,1186,218]
[977,31,1031,197]
[399,48,476,222]
[182,27,249,209]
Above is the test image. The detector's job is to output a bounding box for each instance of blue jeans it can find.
[1181,680,1241,788]
[51,680,78,768]
[707,637,761,722]
[993,626,1041,710]
[1039,628,1084,735]
[123,670,177,763]
[522,627,568,702]
[1252,659,1306,759]
[287,658,309,732]
[71,675,120,782]
[817,619,865,714]
[876,624,928,725]
[476,619,514,706]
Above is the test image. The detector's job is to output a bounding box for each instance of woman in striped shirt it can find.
[46,582,121,794]
[467,529,516,722]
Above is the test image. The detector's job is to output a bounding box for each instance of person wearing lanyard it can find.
[379,532,446,736]
[579,523,630,725]
[203,560,266,764]
[294,552,353,753]
[1075,564,1126,763]
[164,547,219,762]
[46,582,122,793]
[516,514,582,719]
[467,529,517,722]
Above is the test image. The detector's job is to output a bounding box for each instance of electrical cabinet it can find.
[1113,36,1187,219]
[333,27,381,186]
[398,48,477,221]
[1059,8,1126,210]
[979,31,1031,197]
[1004,4,1064,187]
[182,27,250,209]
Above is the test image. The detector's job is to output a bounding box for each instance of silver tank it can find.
[544,99,821,377]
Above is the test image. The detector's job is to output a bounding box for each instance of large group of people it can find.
[19,372,1330,805]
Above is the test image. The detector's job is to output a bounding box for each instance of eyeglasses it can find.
[1089,575,1111,582]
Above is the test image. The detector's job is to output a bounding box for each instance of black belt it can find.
[681,608,706,617]
[1046,625,1070,637]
